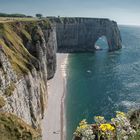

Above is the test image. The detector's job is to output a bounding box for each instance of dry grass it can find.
[0,17,38,23]
[0,113,41,140]
[0,23,35,77]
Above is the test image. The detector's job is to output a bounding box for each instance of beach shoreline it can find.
[61,56,68,140]
[42,53,68,140]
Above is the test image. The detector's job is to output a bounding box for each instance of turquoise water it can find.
[65,25,140,140]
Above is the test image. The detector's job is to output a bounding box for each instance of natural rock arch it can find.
[49,17,122,52]
[94,35,108,50]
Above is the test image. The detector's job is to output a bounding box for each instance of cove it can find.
[65,25,140,140]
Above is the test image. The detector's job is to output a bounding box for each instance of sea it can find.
[65,25,140,140]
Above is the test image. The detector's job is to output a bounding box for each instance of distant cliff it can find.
[48,17,122,52]
[0,17,122,140]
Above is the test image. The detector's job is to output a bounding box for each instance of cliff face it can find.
[48,17,122,52]
[0,17,122,139]
[0,20,57,139]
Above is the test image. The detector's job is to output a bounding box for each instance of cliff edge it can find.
[0,17,122,140]
[0,20,57,139]
[48,17,122,52]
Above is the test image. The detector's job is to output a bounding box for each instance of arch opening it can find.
[95,36,109,51]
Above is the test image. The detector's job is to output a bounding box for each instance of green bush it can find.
[74,111,138,140]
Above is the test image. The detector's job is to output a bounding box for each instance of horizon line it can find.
[0,12,140,26]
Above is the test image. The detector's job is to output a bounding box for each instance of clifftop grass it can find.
[0,20,51,139]
[0,17,37,23]
[0,20,51,77]
[0,22,37,77]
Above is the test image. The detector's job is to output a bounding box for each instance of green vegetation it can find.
[21,29,32,41]
[0,19,51,77]
[42,20,51,29]
[0,19,51,139]
[74,111,139,140]
[0,23,35,77]
[0,113,41,140]
[128,109,140,140]
[5,82,15,96]
[36,14,43,19]
[128,129,140,140]
[0,96,6,108]
[0,13,32,18]
[0,13,35,23]
[0,17,37,23]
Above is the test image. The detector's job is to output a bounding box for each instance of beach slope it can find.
[42,53,68,140]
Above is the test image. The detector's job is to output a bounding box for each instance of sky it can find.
[0,0,140,25]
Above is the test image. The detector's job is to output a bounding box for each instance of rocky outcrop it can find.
[0,20,57,139]
[0,113,42,140]
[48,17,122,52]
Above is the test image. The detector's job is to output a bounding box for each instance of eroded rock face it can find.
[44,27,57,79]
[49,17,122,52]
[0,18,122,139]
[0,21,57,131]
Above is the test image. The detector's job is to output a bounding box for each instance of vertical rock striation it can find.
[0,17,122,139]
[48,17,122,52]
[0,20,57,139]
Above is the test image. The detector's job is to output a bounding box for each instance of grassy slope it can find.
[0,113,41,140]
[0,19,52,139]
[0,20,44,140]
[0,22,36,77]
[0,17,38,23]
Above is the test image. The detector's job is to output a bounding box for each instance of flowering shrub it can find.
[128,129,140,140]
[99,123,115,140]
[99,124,115,132]
[74,119,95,140]
[94,116,106,124]
[111,111,136,140]
[73,111,137,140]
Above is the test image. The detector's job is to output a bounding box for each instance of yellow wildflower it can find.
[80,124,88,129]
[99,124,115,132]
[111,118,115,122]
[116,111,126,117]
[95,116,104,120]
